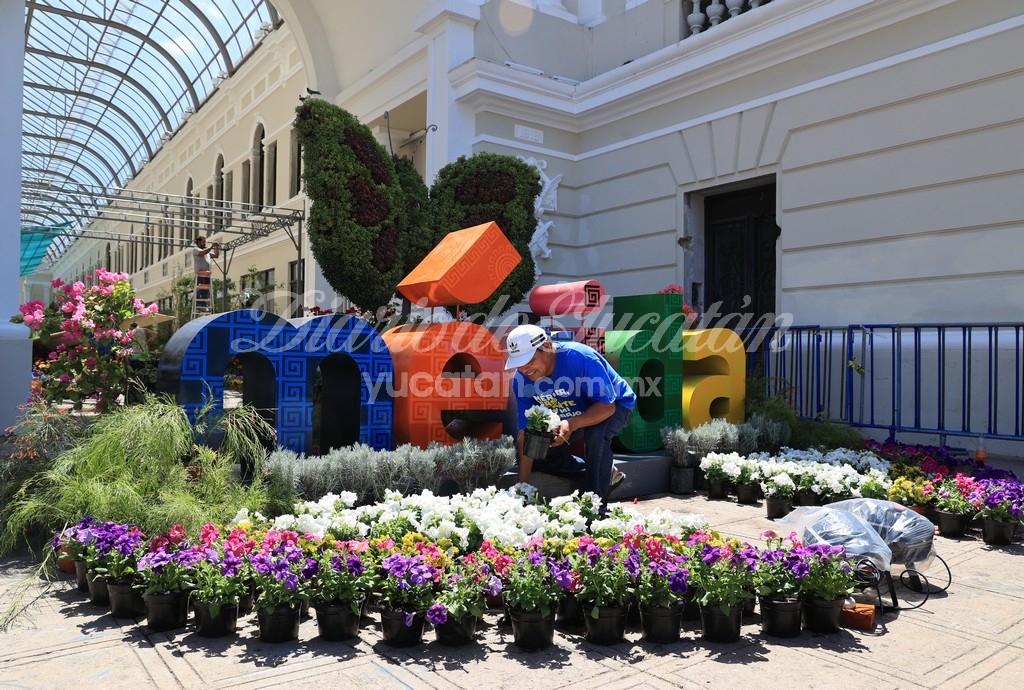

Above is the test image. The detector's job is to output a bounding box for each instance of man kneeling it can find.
[504,324,635,508]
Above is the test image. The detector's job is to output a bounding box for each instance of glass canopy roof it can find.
[21,0,280,269]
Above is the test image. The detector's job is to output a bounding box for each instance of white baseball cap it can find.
[504,324,550,369]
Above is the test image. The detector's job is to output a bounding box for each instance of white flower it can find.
[524,405,561,433]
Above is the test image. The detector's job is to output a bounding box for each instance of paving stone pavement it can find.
[1,490,1022,690]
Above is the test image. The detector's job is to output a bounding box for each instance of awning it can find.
[20,223,71,276]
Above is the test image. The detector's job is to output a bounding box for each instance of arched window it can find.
[252,124,265,209]
[265,141,277,207]
[215,154,225,231]
[185,178,195,243]
[289,126,302,198]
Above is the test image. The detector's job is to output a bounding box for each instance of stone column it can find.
[0,0,31,430]
[415,1,482,183]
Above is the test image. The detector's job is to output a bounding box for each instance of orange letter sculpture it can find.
[382,323,509,446]
[397,221,521,307]
[386,222,520,446]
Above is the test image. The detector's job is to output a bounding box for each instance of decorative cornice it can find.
[414,0,482,36]
[452,0,958,133]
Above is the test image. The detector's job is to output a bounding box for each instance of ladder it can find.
[192,270,213,319]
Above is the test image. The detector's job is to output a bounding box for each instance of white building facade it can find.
[30,0,1024,444]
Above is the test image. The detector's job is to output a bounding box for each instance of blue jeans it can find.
[536,404,633,503]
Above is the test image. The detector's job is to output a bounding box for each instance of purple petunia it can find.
[483,575,503,599]
[427,603,448,626]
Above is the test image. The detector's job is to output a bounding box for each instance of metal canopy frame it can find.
[21,179,305,306]
[22,0,280,267]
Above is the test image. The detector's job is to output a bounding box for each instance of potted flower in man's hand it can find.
[522,405,562,459]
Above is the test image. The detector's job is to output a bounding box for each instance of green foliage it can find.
[295,99,407,311]
[429,153,540,319]
[687,419,741,458]
[2,403,91,515]
[0,397,273,554]
[746,413,791,453]
[264,437,516,505]
[789,419,863,451]
[392,154,434,282]
[660,426,691,467]
[296,100,542,319]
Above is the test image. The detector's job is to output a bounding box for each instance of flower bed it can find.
[48,486,874,648]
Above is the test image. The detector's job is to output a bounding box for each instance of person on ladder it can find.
[192,236,219,316]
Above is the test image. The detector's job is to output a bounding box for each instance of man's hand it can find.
[551,420,571,446]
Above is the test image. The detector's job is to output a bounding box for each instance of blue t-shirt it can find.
[513,341,636,429]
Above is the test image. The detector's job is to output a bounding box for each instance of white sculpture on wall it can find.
[519,156,562,277]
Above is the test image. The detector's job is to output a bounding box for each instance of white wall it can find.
[1,0,31,430]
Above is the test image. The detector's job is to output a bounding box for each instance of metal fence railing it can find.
[741,324,1024,448]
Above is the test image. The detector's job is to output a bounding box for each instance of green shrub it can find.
[746,413,791,453]
[660,426,691,467]
[788,419,863,451]
[687,419,740,459]
[295,99,408,312]
[264,437,517,505]
[428,153,541,319]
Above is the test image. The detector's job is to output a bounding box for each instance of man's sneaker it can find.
[609,469,626,495]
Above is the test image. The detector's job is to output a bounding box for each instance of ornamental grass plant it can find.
[0,396,275,555]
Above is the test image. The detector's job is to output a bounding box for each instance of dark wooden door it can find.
[705,184,779,323]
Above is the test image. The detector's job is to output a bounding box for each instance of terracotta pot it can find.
[57,546,77,574]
